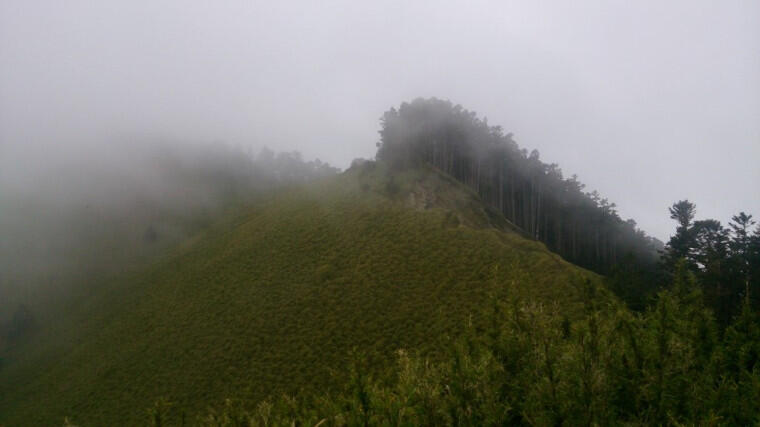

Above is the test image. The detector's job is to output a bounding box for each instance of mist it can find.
[3,2,760,422]
[1,1,758,248]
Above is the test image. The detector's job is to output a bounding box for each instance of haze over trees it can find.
[1,0,757,423]
[183,100,760,426]
[0,141,338,346]
[375,98,759,321]
[140,101,758,425]
[1,99,758,425]
[377,98,663,275]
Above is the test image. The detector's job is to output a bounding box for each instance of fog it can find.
[2,0,758,241]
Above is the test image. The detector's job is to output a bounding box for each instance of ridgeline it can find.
[2,99,758,425]
[0,164,599,425]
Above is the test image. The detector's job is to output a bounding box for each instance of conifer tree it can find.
[663,200,697,271]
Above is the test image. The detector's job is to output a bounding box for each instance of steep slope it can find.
[0,164,600,425]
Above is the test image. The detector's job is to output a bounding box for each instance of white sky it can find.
[1,0,758,240]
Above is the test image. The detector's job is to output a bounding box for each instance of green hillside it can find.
[0,163,600,425]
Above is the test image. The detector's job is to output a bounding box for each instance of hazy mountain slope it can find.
[0,164,600,425]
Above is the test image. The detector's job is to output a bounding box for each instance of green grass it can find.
[0,164,599,425]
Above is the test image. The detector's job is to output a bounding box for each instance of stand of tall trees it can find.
[376,98,662,275]
[662,200,760,324]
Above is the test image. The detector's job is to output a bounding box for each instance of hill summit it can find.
[0,162,599,425]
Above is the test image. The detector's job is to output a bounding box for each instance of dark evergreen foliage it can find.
[662,202,759,324]
[376,98,662,276]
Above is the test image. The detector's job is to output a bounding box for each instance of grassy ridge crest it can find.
[0,164,599,425]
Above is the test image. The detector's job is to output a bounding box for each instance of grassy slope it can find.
[0,165,599,425]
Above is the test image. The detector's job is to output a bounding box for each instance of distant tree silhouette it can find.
[375,98,661,276]
[663,200,697,271]
[660,201,759,323]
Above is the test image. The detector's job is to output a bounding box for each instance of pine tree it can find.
[663,200,697,272]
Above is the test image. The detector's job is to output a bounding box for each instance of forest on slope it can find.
[377,98,760,318]
[376,98,664,276]
[1,99,758,426]
[189,99,760,426]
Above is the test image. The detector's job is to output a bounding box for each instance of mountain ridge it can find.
[0,162,601,425]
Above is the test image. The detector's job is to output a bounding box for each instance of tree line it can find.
[376,98,662,275]
[375,98,760,321]
[661,200,759,324]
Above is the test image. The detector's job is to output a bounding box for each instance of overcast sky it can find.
[1,0,758,240]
